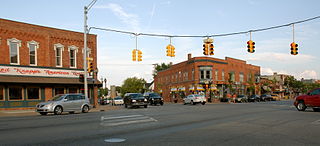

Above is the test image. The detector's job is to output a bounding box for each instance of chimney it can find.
[188,53,192,60]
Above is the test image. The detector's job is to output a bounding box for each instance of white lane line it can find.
[311,119,320,125]
[106,118,157,126]
[101,115,144,121]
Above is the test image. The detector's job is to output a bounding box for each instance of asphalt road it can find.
[1,100,320,146]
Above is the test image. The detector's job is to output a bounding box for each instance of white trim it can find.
[7,38,21,65]
[68,45,78,68]
[27,40,39,66]
[54,43,64,67]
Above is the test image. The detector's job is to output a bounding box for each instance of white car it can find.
[183,94,206,105]
[113,96,124,105]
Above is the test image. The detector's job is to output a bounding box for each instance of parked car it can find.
[248,95,260,102]
[112,96,124,105]
[235,95,248,103]
[271,94,280,101]
[294,88,320,112]
[144,92,164,106]
[183,94,206,105]
[36,93,91,115]
[123,93,148,108]
[99,98,110,105]
[261,94,273,101]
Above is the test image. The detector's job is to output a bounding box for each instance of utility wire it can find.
[89,15,320,38]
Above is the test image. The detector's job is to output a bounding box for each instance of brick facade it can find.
[0,18,100,109]
[154,54,261,102]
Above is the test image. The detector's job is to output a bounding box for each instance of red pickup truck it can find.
[294,88,320,112]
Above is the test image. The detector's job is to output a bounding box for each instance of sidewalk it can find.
[0,104,122,117]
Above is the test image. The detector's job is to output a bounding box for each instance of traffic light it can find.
[209,43,214,55]
[137,50,142,61]
[87,60,93,73]
[247,40,255,53]
[166,44,176,57]
[79,74,84,82]
[290,42,298,55]
[132,49,137,61]
[203,43,209,55]
[171,45,175,57]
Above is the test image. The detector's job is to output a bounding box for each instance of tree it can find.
[98,88,108,98]
[120,77,146,95]
[153,63,172,77]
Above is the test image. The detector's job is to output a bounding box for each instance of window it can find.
[222,70,225,81]
[28,41,39,65]
[200,70,205,79]
[9,87,23,100]
[55,88,64,95]
[68,45,78,68]
[68,88,78,93]
[7,38,21,64]
[206,70,211,79]
[27,88,40,100]
[0,86,4,100]
[199,67,212,80]
[240,73,244,83]
[311,89,320,95]
[54,44,64,67]
[192,69,194,80]
[215,69,218,80]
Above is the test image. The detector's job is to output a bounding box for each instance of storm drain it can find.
[104,138,126,143]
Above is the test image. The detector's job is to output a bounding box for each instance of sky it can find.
[1,0,320,87]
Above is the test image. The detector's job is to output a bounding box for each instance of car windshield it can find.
[114,97,122,100]
[194,94,203,97]
[130,93,143,98]
[52,95,65,101]
[237,95,245,98]
[149,93,160,98]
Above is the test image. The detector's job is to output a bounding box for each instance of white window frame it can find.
[68,45,78,68]
[54,43,64,67]
[27,40,39,66]
[7,38,21,65]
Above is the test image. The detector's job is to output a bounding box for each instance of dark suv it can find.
[144,92,164,106]
[124,93,148,108]
[294,88,320,112]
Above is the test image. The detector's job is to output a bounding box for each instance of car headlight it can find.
[44,103,53,107]
[144,99,147,102]
[161,98,163,100]
[132,99,136,102]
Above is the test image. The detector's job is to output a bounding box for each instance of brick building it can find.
[0,18,100,109]
[154,54,260,102]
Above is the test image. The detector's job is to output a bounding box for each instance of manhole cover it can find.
[104,138,126,143]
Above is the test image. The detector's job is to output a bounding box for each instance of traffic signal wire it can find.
[89,15,320,38]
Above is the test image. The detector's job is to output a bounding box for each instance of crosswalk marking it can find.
[100,114,157,127]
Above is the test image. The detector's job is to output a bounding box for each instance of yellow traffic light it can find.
[247,40,255,53]
[203,43,208,55]
[137,50,142,61]
[87,59,93,73]
[132,49,137,61]
[166,44,175,57]
[209,43,214,55]
[290,42,298,55]
[171,45,175,57]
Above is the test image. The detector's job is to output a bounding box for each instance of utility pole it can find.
[83,0,97,100]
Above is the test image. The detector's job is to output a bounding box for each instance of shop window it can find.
[0,87,4,100]
[9,87,23,100]
[7,38,21,65]
[68,88,78,93]
[55,88,64,95]
[27,88,40,100]
[28,41,39,66]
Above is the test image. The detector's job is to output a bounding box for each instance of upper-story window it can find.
[7,38,21,65]
[54,44,64,67]
[68,45,78,68]
[222,70,225,81]
[215,69,218,81]
[199,66,212,80]
[192,69,194,80]
[240,73,244,83]
[27,41,39,66]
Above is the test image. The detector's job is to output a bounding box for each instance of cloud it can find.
[298,70,318,79]
[261,67,318,80]
[246,52,316,63]
[95,3,140,31]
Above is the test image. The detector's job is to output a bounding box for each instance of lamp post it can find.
[83,0,97,100]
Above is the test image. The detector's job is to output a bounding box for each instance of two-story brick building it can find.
[154,54,260,102]
[0,18,100,109]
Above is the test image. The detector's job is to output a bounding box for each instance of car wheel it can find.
[313,108,320,112]
[69,111,75,114]
[202,102,206,105]
[125,104,128,108]
[144,105,148,108]
[160,102,164,106]
[82,105,89,113]
[191,100,195,105]
[39,112,47,115]
[296,101,307,111]
[54,106,63,115]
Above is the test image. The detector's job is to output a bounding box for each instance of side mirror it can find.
[63,98,68,102]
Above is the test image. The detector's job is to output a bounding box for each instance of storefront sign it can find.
[0,65,85,78]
